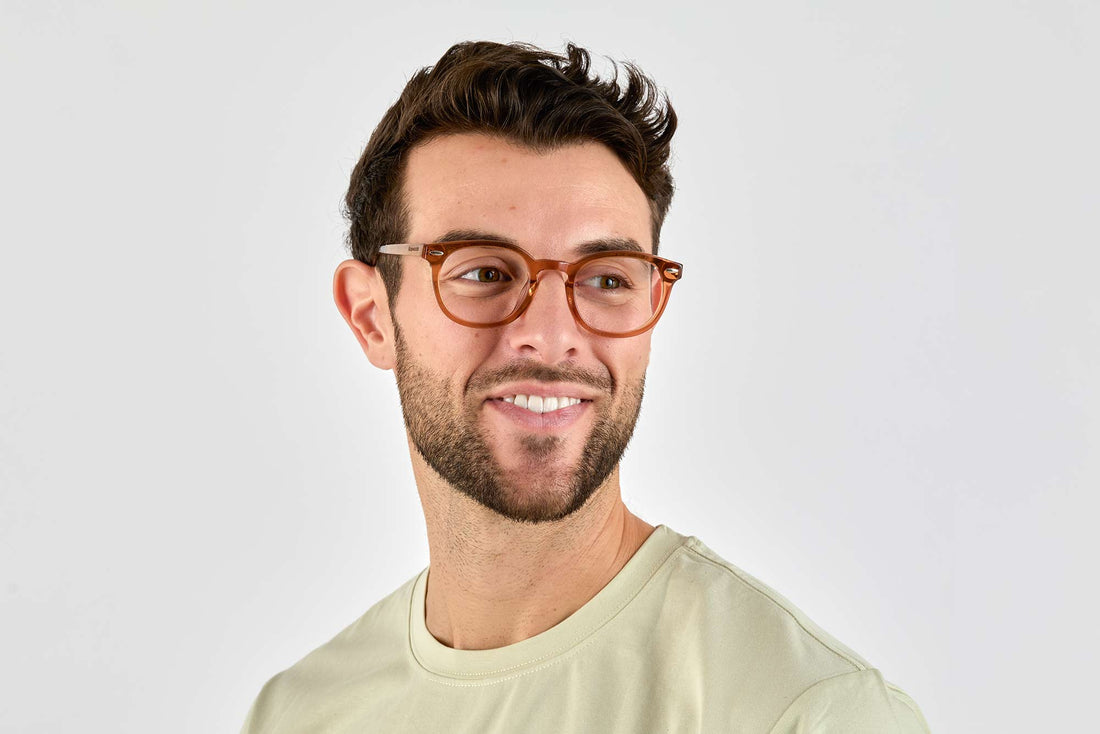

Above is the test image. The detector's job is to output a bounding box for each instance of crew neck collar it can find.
[408,524,684,681]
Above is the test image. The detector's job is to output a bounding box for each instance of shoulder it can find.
[653,530,930,732]
[239,571,421,734]
[656,533,874,673]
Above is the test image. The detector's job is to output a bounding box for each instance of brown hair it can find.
[344,41,677,302]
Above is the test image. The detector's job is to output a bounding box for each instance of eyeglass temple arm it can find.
[377,244,425,256]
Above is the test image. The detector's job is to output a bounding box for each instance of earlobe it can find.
[333,259,396,370]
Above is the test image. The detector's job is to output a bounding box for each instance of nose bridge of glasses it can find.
[519,259,570,301]
[527,258,573,284]
[514,259,576,326]
[523,260,568,300]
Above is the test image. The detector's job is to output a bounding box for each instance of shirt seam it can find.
[764,669,899,734]
[886,682,930,732]
[681,542,866,673]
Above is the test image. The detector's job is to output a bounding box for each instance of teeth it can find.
[501,395,583,414]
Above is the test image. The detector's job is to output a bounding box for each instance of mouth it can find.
[498,394,588,415]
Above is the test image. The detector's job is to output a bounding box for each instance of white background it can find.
[2,1,1097,732]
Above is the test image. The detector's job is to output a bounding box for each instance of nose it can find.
[505,270,585,363]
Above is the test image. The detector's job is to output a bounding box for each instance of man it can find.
[242,41,930,733]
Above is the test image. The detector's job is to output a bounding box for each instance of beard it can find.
[392,326,644,524]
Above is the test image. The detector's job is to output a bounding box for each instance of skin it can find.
[333,133,657,650]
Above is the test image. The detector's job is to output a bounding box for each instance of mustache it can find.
[467,361,613,394]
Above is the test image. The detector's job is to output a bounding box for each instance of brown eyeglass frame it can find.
[376,240,684,338]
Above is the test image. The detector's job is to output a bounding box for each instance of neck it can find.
[412,453,655,650]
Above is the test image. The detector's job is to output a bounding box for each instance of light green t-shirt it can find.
[242,526,930,733]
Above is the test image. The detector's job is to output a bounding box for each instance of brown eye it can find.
[459,267,509,283]
[598,276,621,289]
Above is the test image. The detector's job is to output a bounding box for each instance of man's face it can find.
[390,134,655,523]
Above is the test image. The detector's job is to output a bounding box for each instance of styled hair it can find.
[344,40,677,302]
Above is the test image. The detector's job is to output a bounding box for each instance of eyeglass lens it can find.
[436,245,663,334]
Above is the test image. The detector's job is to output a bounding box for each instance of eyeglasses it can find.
[376,240,684,338]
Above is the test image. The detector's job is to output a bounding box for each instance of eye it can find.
[596,275,622,289]
[582,274,631,289]
[459,267,511,283]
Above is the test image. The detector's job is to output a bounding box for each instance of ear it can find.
[333,259,396,370]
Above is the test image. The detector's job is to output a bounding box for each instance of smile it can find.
[500,395,585,414]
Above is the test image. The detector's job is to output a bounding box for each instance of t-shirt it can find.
[242,525,930,733]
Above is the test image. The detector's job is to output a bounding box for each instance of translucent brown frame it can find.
[377,240,684,338]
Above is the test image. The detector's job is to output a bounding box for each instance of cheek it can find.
[603,339,652,382]
[395,275,485,361]
[401,309,499,381]
[444,330,496,371]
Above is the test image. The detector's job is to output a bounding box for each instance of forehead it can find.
[401,133,653,255]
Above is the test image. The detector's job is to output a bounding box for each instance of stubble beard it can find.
[392,327,644,524]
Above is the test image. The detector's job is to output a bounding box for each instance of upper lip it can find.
[485,382,602,402]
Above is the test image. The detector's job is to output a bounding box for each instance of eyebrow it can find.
[573,237,645,255]
[434,229,514,245]
[432,230,647,255]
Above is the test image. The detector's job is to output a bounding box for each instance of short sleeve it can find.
[767,669,931,734]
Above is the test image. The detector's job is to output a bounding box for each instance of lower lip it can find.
[485,398,591,431]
